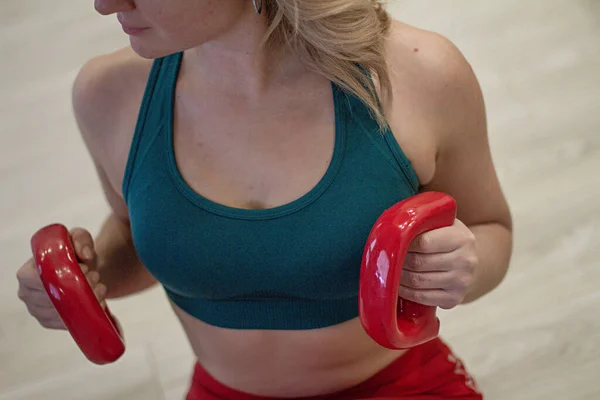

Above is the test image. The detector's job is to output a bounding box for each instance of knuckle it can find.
[468,252,478,265]
[408,273,419,287]
[408,254,425,271]
[16,262,34,281]
[470,254,479,268]
[462,274,474,289]
[17,289,28,302]
[418,235,431,250]
[26,305,39,317]
[453,273,472,291]
[409,273,424,288]
[461,228,474,241]
[467,230,477,243]
[460,252,478,270]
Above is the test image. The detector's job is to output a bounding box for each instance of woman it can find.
[16,0,513,398]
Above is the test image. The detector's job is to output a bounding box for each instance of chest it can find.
[126,149,416,302]
[172,80,337,211]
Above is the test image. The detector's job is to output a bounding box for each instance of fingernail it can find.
[89,271,100,284]
[97,284,107,299]
[74,241,82,256]
[82,246,94,260]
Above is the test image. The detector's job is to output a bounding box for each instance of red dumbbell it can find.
[359,192,457,349]
[30,224,125,364]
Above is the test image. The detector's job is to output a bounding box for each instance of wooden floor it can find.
[1,1,599,399]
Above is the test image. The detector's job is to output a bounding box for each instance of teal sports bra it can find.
[122,52,420,330]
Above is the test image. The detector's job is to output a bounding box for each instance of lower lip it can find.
[121,26,149,36]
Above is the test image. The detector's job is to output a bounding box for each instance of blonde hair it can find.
[263,0,392,130]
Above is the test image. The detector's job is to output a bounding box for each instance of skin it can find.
[17,0,513,397]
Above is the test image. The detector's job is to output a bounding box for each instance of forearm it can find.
[463,222,513,303]
[94,213,157,299]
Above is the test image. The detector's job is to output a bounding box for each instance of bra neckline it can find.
[164,52,347,221]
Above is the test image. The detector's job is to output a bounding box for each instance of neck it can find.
[181,9,306,98]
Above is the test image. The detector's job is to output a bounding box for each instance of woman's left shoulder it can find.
[383,21,511,230]
[382,20,488,166]
[383,20,480,104]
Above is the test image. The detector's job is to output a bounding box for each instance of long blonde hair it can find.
[263,0,392,130]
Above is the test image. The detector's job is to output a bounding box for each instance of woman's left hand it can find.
[399,219,478,310]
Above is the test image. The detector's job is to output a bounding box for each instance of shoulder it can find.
[72,46,154,161]
[381,21,487,182]
[382,22,511,232]
[383,20,481,113]
[72,46,154,189]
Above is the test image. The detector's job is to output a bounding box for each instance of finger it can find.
[86,270,100,286]
[17,276,45,292]
[38,318,66,330]
[404,251,457,272]
[408,221,469,253]
[80,264,89,274]
[16,260,43,289]
[19,290,53,307]
[18,263,88,292]
[69,227,96,263]
[399,286,464,310]
[16,259,36,277]
[27,305,60,320]
[17,275,47,294]
[94,283,107,304]
[400,269,456,290]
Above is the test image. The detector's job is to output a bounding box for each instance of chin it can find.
[129,37,178,60]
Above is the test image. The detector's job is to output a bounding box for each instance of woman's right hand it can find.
[16,227,107,330]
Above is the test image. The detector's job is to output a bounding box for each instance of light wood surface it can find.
[1,1,599,399]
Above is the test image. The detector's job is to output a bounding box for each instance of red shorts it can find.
[185,338,483,400]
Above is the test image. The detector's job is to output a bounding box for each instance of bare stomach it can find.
[171,303,408,398]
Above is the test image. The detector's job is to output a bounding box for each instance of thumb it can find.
[69,227,96,265]
[408,232,430,253]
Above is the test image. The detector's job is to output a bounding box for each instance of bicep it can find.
[72,58,131,224]
[423,51,511,229]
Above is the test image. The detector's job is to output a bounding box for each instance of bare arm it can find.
[92,215,156,299]
[72,52,157,299]
[383,24,513,308]
[91,171,158,299]
[422,36,513,303]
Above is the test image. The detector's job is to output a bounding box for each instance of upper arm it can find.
[385,26,512,230]
[71,49,143,222]
[422,36,512,230]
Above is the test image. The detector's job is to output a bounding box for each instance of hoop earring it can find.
[252,0,263,14]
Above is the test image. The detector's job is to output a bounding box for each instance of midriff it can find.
[172,302,408,398]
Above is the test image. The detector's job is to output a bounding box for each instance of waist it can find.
[172,302,408,398]
[167,288,361,330]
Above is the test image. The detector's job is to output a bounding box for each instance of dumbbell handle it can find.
[359,192,457,349]
[31,224,125,364]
